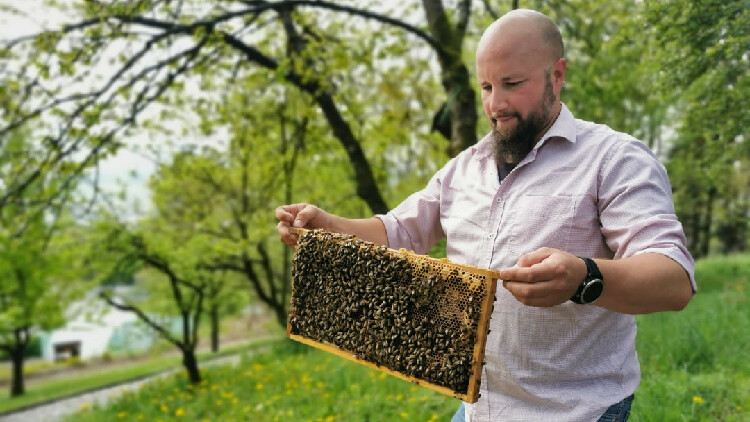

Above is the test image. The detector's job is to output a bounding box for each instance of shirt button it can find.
[496,198,502,203]
[488,233,494,239]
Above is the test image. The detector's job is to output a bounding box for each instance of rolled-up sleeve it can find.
[598,139,696,290]
[375,163,450,254]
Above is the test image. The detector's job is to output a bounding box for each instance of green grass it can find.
[8,255,750,421]
[65,340,456,422]
[0,336,281,414]
[631,254,750,421]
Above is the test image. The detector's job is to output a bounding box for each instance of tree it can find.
[91,216,213,384]
[646,0,750,257]
[150,101,308,328]
[0,131,85,396]
[0,0,482,217]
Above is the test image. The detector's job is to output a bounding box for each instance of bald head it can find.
[477,9,564,64]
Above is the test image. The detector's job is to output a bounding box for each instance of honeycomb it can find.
[287,229,498,402]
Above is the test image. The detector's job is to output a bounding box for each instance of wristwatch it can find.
[570,257,604,304]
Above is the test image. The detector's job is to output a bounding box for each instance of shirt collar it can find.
[473,102,577,160]
[539,102,577,146]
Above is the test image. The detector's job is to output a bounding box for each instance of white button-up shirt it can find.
[377,103,695,421]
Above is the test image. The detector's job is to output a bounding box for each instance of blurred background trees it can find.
[0,0,747,394]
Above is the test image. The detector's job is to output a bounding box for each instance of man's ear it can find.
[552,58,567,91]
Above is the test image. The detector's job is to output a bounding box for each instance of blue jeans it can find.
[451,394,634,422]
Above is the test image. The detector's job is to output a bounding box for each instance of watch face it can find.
[582,279,604,303]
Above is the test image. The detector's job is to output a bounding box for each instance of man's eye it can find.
[505,80,522,88]
[482,85,492,91]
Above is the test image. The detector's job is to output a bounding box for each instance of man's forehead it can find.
[476,39,547,79]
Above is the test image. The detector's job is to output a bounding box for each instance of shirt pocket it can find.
[509,195,577,255]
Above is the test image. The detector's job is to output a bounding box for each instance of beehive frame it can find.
[286,228,500,403]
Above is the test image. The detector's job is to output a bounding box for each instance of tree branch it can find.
[240,0,444,56]
[481,0,500,19]
[100,292,182,348]
[456,0,473,40]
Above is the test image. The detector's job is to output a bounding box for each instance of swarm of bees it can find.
[288,229,493,395]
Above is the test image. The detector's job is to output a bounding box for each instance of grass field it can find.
[632,254,749,421]
[8,254,750,421]
[0,337,280,414]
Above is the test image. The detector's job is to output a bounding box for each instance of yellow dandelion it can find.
[256,382,264,390]
[175,408,185,417]
[117,411,128,418]
[400,411,409,418]
[693,396,705,404]
[79,403,91,411]
[160,404,169,413]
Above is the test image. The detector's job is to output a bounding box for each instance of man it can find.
[276,9,695,422]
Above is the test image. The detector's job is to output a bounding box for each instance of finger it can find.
[502,280,560,307]
[277,221,298,248]
[517,247,555,268]
[275,203,306,224]
[500,264,557,283]
[293,204,320,228]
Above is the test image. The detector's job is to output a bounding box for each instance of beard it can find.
[492,71,556,167]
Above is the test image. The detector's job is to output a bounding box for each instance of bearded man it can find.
[276,9,694,422]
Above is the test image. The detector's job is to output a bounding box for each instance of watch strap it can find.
[581,257,602,280]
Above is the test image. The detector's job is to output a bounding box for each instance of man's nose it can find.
[489,88,509,115]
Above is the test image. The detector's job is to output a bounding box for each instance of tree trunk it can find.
[9,327,29,397]
[10,348,25,397]
[182,348,202,384]
[701,187,716,257]
[421,0,479,158]
[272,301,287,328]
[445,68,478,157]
[210,306,220,353]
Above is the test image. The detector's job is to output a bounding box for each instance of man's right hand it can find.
[275,203,329,248]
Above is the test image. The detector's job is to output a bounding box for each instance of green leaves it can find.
[644,0,749,256]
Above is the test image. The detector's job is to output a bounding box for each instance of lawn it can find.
[12,255,750,421]
[0,336,281,414]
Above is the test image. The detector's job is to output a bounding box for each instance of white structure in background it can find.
[40,286,157,362]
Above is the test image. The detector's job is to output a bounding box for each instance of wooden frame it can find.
[286,227,500,403]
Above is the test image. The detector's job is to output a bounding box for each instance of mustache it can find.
[491,112,520,119]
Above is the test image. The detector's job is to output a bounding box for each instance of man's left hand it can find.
[498,248,588,307]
